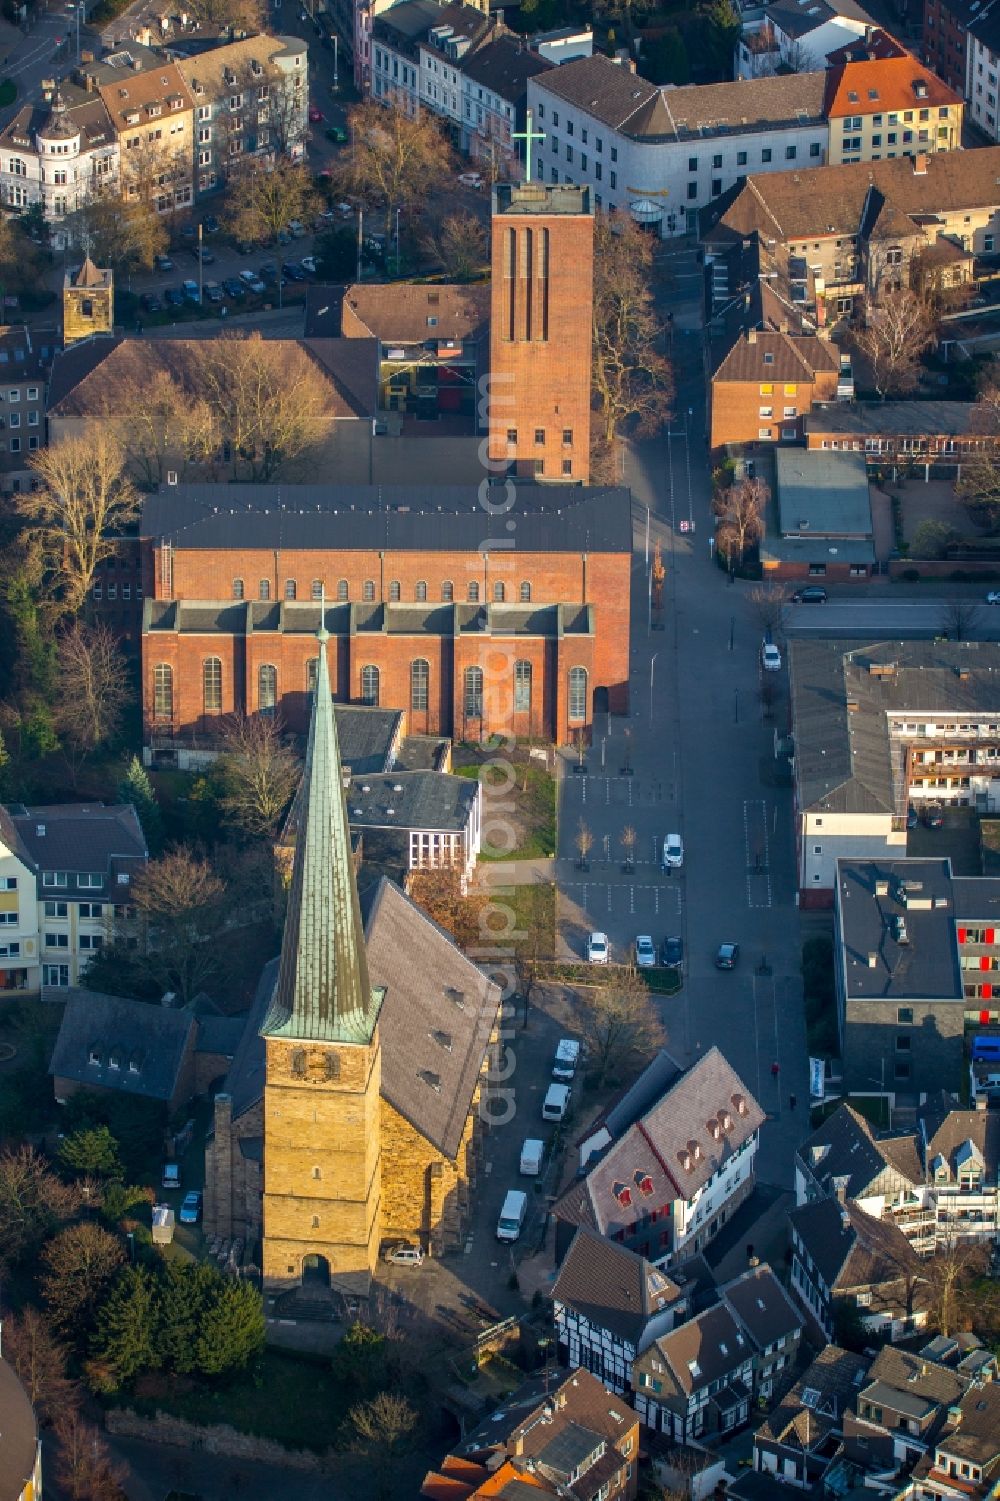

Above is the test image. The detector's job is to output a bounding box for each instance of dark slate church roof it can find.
[140,482,633,555]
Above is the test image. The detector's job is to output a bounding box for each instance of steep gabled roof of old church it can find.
[261,628,383,1045]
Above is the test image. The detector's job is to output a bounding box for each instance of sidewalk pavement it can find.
[476,858,556,887]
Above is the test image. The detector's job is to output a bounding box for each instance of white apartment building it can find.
[0,87,118,236]
[0,803,147,994]
[736,0,872,79]
[527,54,830,236]
[967,14,1000,141]
[790,639,1000,905]
[369,0,491,117]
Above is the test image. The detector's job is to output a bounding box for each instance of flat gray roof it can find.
[836,858,962,1003]
[776,449,873,539]
[805,400,978,437]
[347,771,477,834]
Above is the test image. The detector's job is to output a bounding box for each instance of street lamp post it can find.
[395,206,401,273]
[649,653,658,724]
[333,31,339,89]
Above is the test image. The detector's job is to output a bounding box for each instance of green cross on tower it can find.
[513,108,546,184]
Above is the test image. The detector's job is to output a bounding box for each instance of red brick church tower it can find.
[488,180,594,484]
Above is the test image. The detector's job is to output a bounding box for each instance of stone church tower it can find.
[259,625,385,1296]
[62,257,114,345]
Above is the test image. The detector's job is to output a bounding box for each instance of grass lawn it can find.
[455,757,556,860]
[505,883,556,959]
[125,1348,354,1452]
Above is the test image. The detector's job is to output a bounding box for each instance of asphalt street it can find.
[555,242,808,1192]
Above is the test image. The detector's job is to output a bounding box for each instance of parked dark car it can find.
[923,803,944,829]
[661,935,683,968]
[222,277,245,299]
[258,262,278,284]
[202,214,220,234]
[715,942,740,970]
[164,287,184,307]
[203,281,224,303]
[907,805,919,830]
[281,260,305,281]
[189,245,216,265]
[141,292,162,312]
[790,585,828,604]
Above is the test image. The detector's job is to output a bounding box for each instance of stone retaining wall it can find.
[105,1407,337,1471]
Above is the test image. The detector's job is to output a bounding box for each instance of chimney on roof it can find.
[867,952,878,968]
[833,1176,850,1205]
[913,152,929,176]
[846,697,859,713]
[747,328,757,344]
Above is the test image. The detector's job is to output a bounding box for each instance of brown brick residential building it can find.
[139,481,631,751]
[922,0,979,94]
[488,181,594,483]
[203,638,502,1285]
[711,330,841,452]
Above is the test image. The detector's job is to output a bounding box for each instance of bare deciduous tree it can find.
[924,1236,989,1336]
[956,378,1000,533]
[339,103,455,237]
[224,158,321,248]
[104,366,216,488]
[25,431,140,612]
[54,621,129,760]
[575,817,593,870]
[41,1221,126,1335]
[3,1307,79,1423]
[424,210,487,281]
[749,581,790,635]
[853,289,936,399]
[69,185,168,275]
[197,333,335,481]
[53,1408,127,1501]
[0,1145,82,1271]
[580,970,666,1085]
[714,476,767,566]
[129,846,227,1003]
[217,712,300,837]
[941,600,980,641]
[592,214,673,451]
[347,1390,418,1497]
[620,824,637,871]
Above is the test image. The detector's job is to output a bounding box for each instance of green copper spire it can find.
[262,625,383,1045]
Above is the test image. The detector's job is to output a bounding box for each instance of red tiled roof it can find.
[824,53,962,116]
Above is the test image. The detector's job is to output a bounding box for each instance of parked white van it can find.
[542,1083,572,1122]
[520,1138,544,1176]
[552,1038,581,1081]
[496,1189,528,1242]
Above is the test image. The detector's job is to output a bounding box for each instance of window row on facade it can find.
[230,577,536,603]
[152,660,590,720]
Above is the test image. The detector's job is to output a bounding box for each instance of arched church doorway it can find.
[301,1253,331,1287]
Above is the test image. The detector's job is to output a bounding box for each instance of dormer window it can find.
[635,1171,654,1196]
[128,1052,143,1074]
[612,1181,632,1208]
[108,1048,122,1071]
[88,1045,102,1066]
